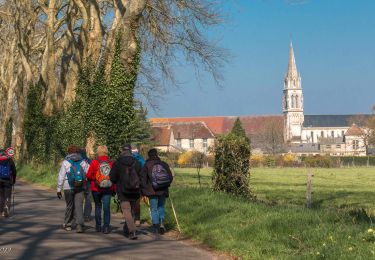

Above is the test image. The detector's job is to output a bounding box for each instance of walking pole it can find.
[168,194,181,233]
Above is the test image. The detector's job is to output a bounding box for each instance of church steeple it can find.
[283,41,304,143]
[286,42,298,79]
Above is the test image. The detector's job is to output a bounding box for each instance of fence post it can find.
[306,169,313,208]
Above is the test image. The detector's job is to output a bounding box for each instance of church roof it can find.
[303,115,371,128]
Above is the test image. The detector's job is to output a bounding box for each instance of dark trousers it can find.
[92,192,111,228]
[63,189,84,226]
[83,183,92,219]
[0,182,12,214]
[121,200,137,233]
[133,198,140,221]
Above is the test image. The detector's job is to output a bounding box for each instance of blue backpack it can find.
[0,160,11,180]
[67,160,85,189]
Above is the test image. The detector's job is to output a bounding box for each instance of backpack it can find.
[0,160,11,181]
[121,161,140,195]
[67,160,85,189]
[95,160,112,188]
[151,163,172,190]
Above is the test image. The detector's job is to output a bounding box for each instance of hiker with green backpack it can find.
[57,145,89,233]
[109,144,142,240]
[86,145,114,234]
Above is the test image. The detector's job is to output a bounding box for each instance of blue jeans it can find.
[92,192,112,228]
[149,196,166,225]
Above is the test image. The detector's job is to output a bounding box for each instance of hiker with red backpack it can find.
[86,146,114,234]
[140,148,173,234]
[0,148,16,218]
[109,144,142,240]
[57,145,89,233]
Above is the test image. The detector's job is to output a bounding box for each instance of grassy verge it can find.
[18,165,375,259]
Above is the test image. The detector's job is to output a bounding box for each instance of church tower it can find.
[283,42,304,142]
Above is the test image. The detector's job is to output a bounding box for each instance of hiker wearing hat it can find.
[110,144,142,240]
[140,148,173,234]
[86,146,114,234]
[57,145,89,233]
[0,148,16,218]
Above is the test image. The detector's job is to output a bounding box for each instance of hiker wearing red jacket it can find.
[86,146,115,234]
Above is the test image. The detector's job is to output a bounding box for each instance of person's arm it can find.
[57,162,67,192]
[109,161,119,184]
[86,161,96,181]
[10,159,16,184]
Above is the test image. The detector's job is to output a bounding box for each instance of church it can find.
[151,43,371,156]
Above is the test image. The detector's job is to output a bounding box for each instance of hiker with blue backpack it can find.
[86,145,114,234]
[140,148,173,234]
[57,145,89,233]
[0,149,16,218]
[109,144,142,240]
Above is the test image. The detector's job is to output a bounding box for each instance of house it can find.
[151,122,216,154]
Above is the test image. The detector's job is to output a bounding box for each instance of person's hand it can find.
[57,192,62,199]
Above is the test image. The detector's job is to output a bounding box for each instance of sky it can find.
[147,0,375,118]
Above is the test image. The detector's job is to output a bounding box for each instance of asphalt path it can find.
[0,181,222,260]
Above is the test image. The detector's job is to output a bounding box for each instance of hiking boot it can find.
[135,220,141,227]
[152,224,160,234]
[159,221,166,235]
[129,231,138,240]
[76,225,84,233]
[95,225,102,232]
[3,208,9,218]
[62,224,72,231]
[103,226,110,234]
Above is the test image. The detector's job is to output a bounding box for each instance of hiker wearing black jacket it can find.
[109,144,141,240]
[0,149,16,218]
[140,148,173,234]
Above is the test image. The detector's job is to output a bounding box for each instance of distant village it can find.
[150,43,373,157]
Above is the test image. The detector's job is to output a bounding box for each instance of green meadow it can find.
[19,166,375,259]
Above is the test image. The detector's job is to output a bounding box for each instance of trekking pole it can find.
[168,194,181,233]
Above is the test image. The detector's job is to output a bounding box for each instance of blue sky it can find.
[147,0,375,118]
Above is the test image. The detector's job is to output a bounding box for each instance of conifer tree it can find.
[231,117,248,139]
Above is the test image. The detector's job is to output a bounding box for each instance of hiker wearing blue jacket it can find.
[57,145,89,233]
[132,146,145,227]
[0,149,16,218]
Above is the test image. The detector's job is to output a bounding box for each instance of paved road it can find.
[0,182,222,260]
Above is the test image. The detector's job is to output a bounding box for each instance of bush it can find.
[250,153,265,167]
[302,155,338,168]
[212,133,251,197]
[282,153,298,167]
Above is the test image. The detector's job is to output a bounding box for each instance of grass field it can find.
[18,165,375,259]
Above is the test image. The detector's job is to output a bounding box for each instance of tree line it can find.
[0,0,225,161]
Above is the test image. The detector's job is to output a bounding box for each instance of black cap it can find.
[122,144,132,151]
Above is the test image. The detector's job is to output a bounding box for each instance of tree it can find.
[231,118,247,139]
[259,120,284,154]
[212,133,252,197]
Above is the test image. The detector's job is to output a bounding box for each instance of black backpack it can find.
[121,161,140,195]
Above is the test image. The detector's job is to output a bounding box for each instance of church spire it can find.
[286,42,298,79]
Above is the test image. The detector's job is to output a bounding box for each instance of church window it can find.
[291,95,295,108]
[311,131,314,143]
[331,131,334,138]
[341,130,345,137]
[321,131,324,138]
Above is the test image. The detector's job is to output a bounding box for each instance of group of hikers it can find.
[57,143,173,240]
